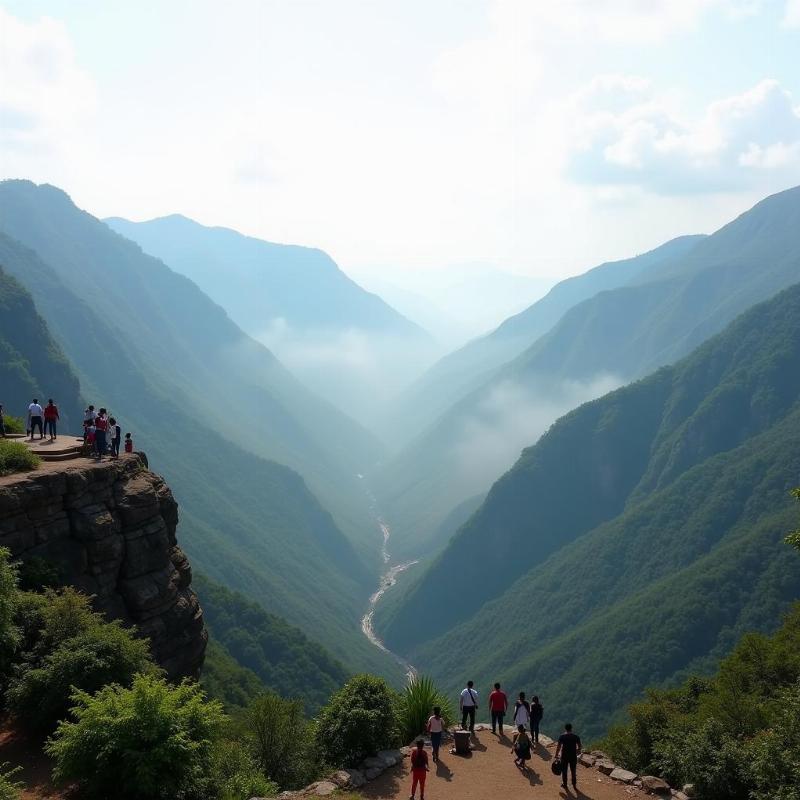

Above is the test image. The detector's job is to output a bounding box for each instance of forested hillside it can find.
[0,186,401,682]
[196,574,348,714]
[387,234,704,447]
[0,263,82,428]
[375,187,800,560]
[376,283,800,737]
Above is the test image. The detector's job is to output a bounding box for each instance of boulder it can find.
[364,766,382,781]
[362,756,385,770]
[610,767,638,783]
[341,769,366,788]
[377,749,402,767]
[641,775,671,793]
[311,782,338,796]
[328,770,353,788]
[578,753,596,767]
[596,760,617,775]
[683,786,697,798]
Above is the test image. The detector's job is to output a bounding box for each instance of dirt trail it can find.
[360,729,647,800]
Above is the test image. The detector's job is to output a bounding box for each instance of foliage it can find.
[0,549,19,680]
[315,674,400,767]
[0,440,39,476]
[46,674,226,799]
[397,675,453,743]
[1,416,24,435]
[7,588,156,732]
[201,638,266,710]
[243,692,318,789]
[786,488,800,552]
[0,763,22,800]
[15,557,61,592]
[196,574,347,713]
[210,738,277,800]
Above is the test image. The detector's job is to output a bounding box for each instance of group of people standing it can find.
[83,405,132,461]
[25,398,61,441]
[408,681,582,798]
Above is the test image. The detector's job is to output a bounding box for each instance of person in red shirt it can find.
[124,433,133,453]
[409,738,429,800]
[43,399,60,441]
[489,682,508,735]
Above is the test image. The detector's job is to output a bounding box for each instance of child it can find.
[124,433,133,454]
[109,417,121,458]
[409,738,429,800]
[512,724,532,768]
[85,422,96,456]
[426,706,445,763]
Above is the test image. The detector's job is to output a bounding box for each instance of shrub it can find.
[243,692,318,789]
[315,674,399,767]
[0,763,22,800]
[211,738,277,800]
[1,415,24,435]
[46,674,226,800]
[16,557,61,592]
[397,675,454,744]
[7,589,156,732]
[0,549,19,679]
[0,440,39,476]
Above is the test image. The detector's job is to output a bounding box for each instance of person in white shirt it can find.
[28,399,44,440]
[460,680,479,733]
[426,706,446,763]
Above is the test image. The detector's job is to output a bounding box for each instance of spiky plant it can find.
[397,675,454,744]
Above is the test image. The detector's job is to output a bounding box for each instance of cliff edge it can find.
[0,454,206,679]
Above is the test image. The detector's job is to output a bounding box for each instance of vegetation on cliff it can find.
[0,441,39,477]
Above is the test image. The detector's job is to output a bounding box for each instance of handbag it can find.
[551,758,563,776]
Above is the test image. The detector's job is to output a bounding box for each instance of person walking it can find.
[409,737,429,800]
[555,723,582,791]
[28,399,44,440]
[459,681,478,733]
[511,724,532,768]
[512,692,531,731]
[488,682,508,735]
[530,695,544,744]
[44,399,60,441]
[426,706,445,763]
[94,408,109,461]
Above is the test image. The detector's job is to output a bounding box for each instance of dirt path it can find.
[360,729,646,800]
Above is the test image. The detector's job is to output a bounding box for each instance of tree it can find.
[0,548,19,679]
[785,488,800,552]
[46,674,225,799]
[396,675,453,744]
[315,674,400,767]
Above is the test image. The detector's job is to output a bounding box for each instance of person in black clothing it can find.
[530,695,544,743]
[555,723,582,790]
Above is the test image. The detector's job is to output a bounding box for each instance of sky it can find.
[2,0,800,282]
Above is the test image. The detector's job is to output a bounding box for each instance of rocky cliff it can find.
[0,454,206,679]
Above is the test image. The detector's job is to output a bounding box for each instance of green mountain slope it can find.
[0,265,82,428]
[195,573,348,714]
[0,209,400,682]
[386,235,704,447]
[376,283,800,738]
[105,214,424,338]
[375,186,800,559]
[0,180,382,558]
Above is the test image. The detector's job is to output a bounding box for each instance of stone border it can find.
[578,750,695,798]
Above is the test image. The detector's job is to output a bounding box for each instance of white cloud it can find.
[0,8,96,157]
[567,78,800,193]
[784,0,800,26]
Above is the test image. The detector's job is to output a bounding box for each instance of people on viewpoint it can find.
[409,737,429,800]
[555,722,582,790]
[511,723,532,768]
[28,398,44,440]
[94,408,108,461]
[530,695,544,744]
[426,706,445,763]
[44,399,60,441]
[108,417,121,458]
[513,691,531,731]
[489,682,508,735]
[124,432,133,453]
[459,680,478,733]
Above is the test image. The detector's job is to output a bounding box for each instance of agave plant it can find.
[397,675,455,744]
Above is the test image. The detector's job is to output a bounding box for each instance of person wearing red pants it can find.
[409,738,429,800]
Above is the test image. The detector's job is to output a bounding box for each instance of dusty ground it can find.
[361,729,646,800]
[0,724,68,800]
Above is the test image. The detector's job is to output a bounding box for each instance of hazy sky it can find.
[2,1,800,280]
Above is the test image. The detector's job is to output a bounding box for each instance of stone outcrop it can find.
[0,454,206,679]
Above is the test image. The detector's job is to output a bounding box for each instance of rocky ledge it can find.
[0,454,207,679]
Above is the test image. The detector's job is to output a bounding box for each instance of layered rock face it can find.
[0,455,206,679]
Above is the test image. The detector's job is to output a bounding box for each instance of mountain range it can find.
[374,187,800,562]
[376,281,800,738]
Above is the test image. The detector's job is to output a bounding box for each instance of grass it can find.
[1,415,24,435]
[0,439,40,476]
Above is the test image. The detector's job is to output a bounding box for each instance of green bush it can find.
[7,589,156,732]
[0,763,22,800]
[1,415,24,435]
[211,738,277,800]
[46,674,226,800]
[397,675,453,744]
[0,549,19,680]
[243,692,318,789]
[315,674,399,767]
[16,557,61,592]
[0,440,39,476]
